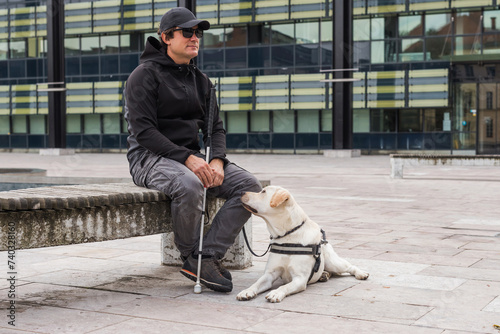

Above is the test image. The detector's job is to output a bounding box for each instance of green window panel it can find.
[0,115,9,134]
[93,0,122,33]
[273,110,294,133]
[297,110,319,133]
[0,86,9,115]
[154,0,178,27]
[84,114,101,134]
[409,0,448,11]
[320,109,332,132]
[123,0,154,31]
[67,114,82,134]
[29,114,45,134]
[103,113,121,134]
[353,18,370,41]
[353,109,370,133]
[65,2,92,35]
[12,115,27,133]
[250,110,270,132]
[226,111,248,133]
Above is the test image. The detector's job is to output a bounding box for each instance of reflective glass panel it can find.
[67,114,81,133]
[399,109,423,132]
[484,10,500,33]
[0,116,9,134]
[10,40,25,58]
[296,22,318,44]
[0,41,7,60]
[425,13,452,36]
[65,37,80,56]
[29,115,45,134]
[204,28,224,48]
[248,24,269,45]
[103,114,120,134]
[400,38,423,61]
[250,110,270,131]
[399,15,423,37]
[271,23,294,44]
[227,112,247,133]
[81,36,99,54]
[321,110,332,132]
[297,110,319,133]
[426,36,452,60]
[101,35,119,54]
[273,110,294,133]
[483,34,500,54]
[370,110,396,132]
[12,115,27,134]
[353,18,370,41]
[353,109,370,133]
[321,20,332,42]
[84,114,101,134]
[454,11,481,35]
[226,26,247,47]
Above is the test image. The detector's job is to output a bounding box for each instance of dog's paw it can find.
[355,271,369,280]
[236,289,257,301]
[318,271,331,282]
[265,289,285,303]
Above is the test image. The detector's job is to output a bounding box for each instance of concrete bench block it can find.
[0,183,253,269]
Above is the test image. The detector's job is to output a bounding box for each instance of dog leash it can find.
[242,226,271,257]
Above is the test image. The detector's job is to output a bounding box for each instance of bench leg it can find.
[161,218,253,270]
[390,158,404,179]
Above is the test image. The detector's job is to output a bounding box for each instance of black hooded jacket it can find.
[124,36,226,177]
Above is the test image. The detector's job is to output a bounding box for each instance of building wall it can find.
[0,0,499,153]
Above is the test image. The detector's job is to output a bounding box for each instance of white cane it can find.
[194,83,217,294]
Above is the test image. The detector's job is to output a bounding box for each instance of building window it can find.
[29,115,45,134]
[226,26,247,47]
[250,111,270,132]
[371,110,396,132]
[103,114,121,134]
[296,22,319,44]
[353,109,370,133]
[226,112,247,133]
[10,40,26,58]
[271,23,294,44]
[0,116,9,134]
[297,110,319,133]
[67,114,81,134]
[399,109,423,132]
[273,110,294,133]
[12,115,27,134]
[84,114,101,134]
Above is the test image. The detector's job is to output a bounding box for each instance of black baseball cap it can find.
[158,7,210,33]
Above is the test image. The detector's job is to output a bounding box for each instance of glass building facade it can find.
[0,0,499,154]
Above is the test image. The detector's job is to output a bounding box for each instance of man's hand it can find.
[209,158,225,187]
[185,155,213,188]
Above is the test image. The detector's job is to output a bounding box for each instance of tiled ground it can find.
[1,152,499,333]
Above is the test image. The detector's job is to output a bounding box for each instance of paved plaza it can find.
[1,152,500,333]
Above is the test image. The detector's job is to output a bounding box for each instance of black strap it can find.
[271,221,305,240]
[242,225,271,258]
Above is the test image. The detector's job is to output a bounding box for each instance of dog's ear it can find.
[270,189,289,208]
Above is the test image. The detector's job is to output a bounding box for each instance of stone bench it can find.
[390,154,500,179]
[0,182,254,269]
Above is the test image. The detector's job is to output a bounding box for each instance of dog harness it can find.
[270,229,328,283]
[242,222,329,283]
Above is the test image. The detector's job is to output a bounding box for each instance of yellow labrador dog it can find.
[237,186,369,303]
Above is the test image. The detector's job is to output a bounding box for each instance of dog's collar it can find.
[270,221,306,240]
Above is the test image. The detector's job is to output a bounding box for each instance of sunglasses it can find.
[173,28,203,39]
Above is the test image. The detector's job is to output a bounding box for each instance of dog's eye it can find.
[261,189,266,194]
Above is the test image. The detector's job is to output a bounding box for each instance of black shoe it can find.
[180,256,233,293]
[215,259,232,281]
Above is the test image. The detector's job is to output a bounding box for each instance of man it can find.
[124,7,261,293]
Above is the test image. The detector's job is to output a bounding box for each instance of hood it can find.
[140,36,196,70]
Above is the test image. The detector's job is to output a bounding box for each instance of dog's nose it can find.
[241,193,249,203]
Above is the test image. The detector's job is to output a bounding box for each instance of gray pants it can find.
[140,154,261,259]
